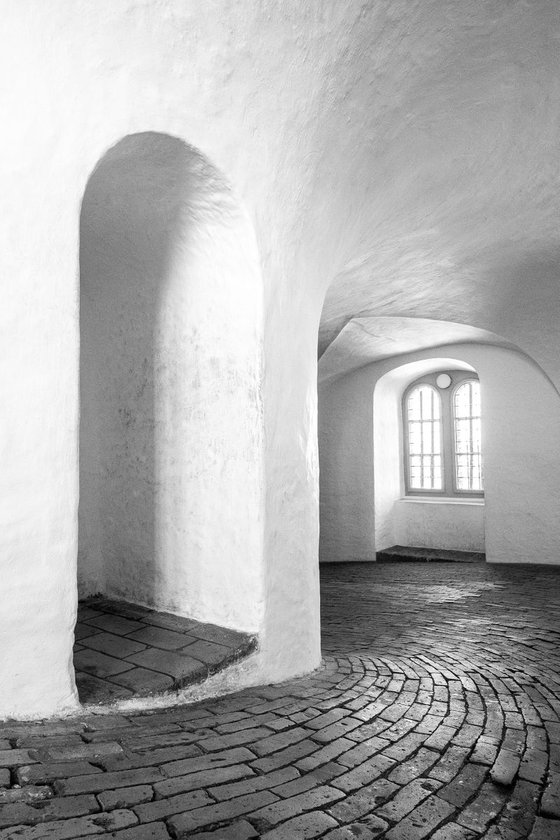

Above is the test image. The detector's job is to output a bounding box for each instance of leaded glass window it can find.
[403,371,484,497]
[454,380,483,492]
[406,385,442,491]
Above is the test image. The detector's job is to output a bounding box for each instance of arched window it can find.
[454,380,483,492]
[404,371,483,497]
[406,384,442,491]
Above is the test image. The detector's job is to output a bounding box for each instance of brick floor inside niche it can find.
[74,598,257,704]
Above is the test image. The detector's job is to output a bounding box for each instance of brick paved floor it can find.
[2,561,560,838]
[75,598,257,705]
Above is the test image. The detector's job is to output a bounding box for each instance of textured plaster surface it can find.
[320,344,560,566]
[1,1,560,718]
[317,3,560,388]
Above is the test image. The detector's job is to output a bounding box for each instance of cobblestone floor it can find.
[75,598,257,705]
[1,561,560,839]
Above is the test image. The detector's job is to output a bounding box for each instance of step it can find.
[376,545,485,564]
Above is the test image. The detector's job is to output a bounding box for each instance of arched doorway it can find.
[77,132,264,700]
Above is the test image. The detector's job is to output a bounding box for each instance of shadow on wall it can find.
[78,132,264,631]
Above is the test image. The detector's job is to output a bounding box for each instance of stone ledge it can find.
[75,598,258,706]
[376,545,486,564]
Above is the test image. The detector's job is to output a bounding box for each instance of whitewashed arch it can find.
[79,132,264,632]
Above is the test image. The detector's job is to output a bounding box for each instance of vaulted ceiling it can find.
[315,1,560,382]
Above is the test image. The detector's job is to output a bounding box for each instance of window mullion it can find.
[442,386,453,495]
[468,383,474,489]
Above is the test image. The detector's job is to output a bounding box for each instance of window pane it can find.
[472,384,481,416]
[422,422,432,453]
[407,385,442,490]
[433,455,442,489]
[409,422,420,453]
[420,387,430,420]
[408,389,421,420]
[453,381,483,491]
[432,420,441,454]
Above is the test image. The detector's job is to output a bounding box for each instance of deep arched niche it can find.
[79,132,263,632]
[319,339,560,566]
[374,357,485,554]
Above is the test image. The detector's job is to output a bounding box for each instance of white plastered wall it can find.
[374,359,485,553]
[319,370,375,563]
[319,343,560,566]
[391,500,484,553]
[0,0,327,719]
[1,0,560,719]
[0,0,321,718]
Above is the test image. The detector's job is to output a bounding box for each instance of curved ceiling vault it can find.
[314,1,560,384]
[318,317,518,383]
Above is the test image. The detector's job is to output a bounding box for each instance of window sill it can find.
[401,496,484,506]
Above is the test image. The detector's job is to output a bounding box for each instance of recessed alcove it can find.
[74,597,257,704]
[319,332,560,568]
[77,132,264,703]
[374,358,485,556]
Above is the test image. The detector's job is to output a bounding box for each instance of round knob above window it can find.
[436,373,452,389]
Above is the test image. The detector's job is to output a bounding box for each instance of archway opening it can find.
[319,329,560,573]
[77,132,264,703]
[374,358,485,560]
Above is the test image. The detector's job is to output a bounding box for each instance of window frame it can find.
[403,370,484,499]
[402,383,444,496]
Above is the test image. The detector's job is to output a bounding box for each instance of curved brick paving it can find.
[1,562,560,838]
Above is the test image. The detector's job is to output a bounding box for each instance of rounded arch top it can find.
[80,130,259,250]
